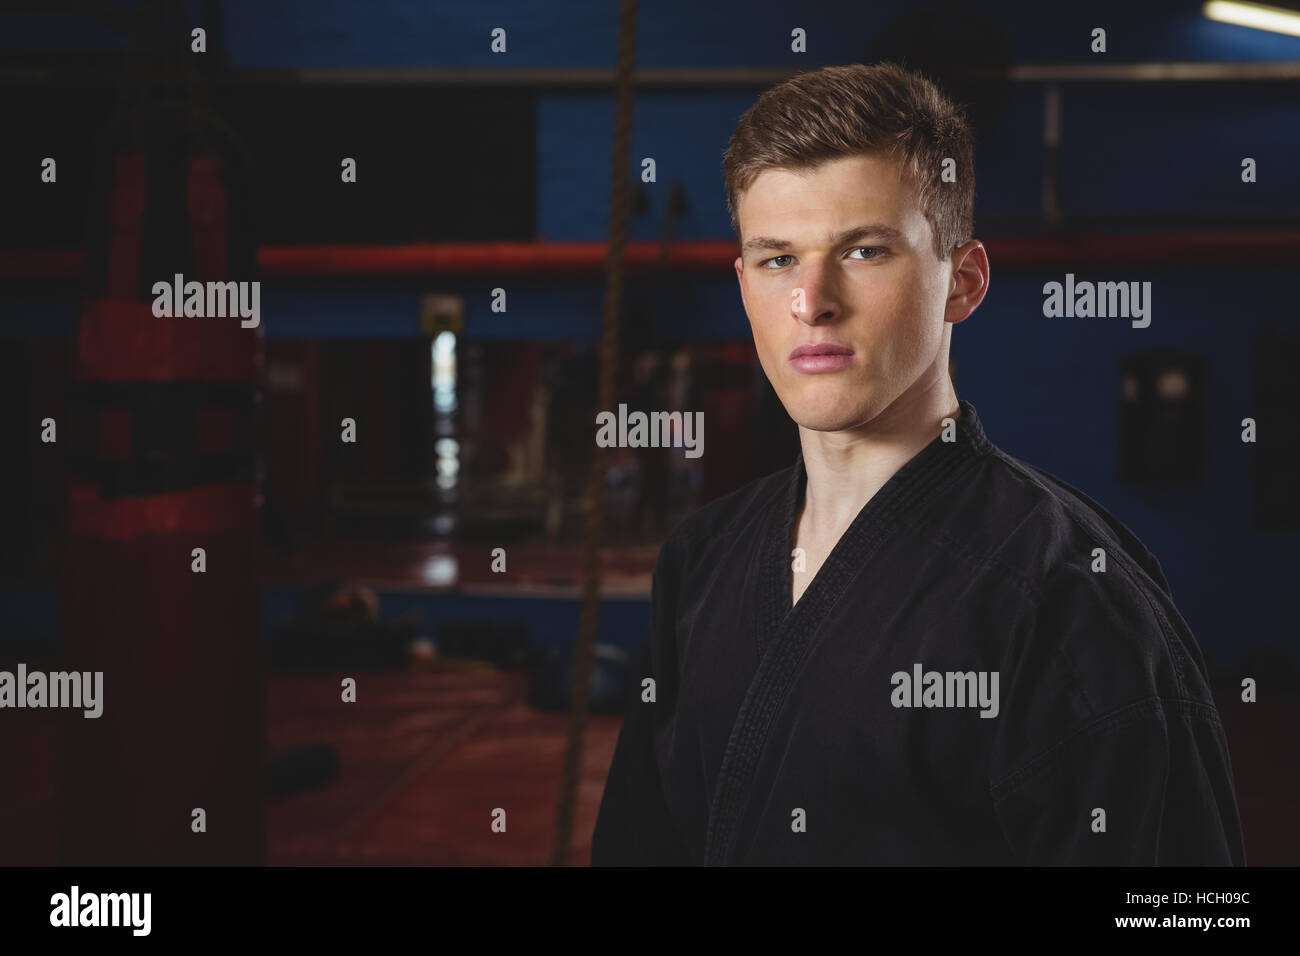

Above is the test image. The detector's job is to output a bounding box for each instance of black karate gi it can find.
[591,399,1245,865]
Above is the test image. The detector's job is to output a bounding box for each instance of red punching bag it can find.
[58,94,263,864]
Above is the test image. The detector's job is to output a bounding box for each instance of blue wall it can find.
[2,0,1297,671]
[12,0,1300,65]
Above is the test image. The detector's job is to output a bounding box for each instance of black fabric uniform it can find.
[591,399,1245,866]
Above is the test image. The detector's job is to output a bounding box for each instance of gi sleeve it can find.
[590,532,693,866]
[988,558,1246,866]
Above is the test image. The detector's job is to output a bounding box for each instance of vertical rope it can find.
[551,0,639,866]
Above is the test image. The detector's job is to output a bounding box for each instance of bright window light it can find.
[432,331,457,413]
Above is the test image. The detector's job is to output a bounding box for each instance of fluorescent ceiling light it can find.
[1204,0,1300,37]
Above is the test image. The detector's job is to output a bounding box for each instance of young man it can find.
[591,63,1245,866]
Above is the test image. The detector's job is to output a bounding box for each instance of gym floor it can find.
[262,537,640,866]
[266,669,616,866]
[4,669,1295,865]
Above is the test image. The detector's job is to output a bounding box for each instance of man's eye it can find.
[761,255,794,269]
[849,246,882,259]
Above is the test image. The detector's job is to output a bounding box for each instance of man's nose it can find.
[791,264,841,325]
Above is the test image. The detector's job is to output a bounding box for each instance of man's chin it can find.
[786,405,873,433]
[776,384,878,433]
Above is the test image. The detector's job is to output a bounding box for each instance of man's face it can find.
[734,153,959,433]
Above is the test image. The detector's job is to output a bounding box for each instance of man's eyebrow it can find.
[741,223,906,256]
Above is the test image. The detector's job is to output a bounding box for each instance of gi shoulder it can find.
[970,448,1216,718]
[653,462,796,582]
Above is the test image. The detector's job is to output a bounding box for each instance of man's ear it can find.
[945,240,989,326]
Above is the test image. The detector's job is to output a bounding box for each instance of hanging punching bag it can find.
[58,86,263,864]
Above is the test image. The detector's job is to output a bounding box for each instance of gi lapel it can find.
[702,399,993,864]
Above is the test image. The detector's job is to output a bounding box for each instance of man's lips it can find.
[788,343,854,373]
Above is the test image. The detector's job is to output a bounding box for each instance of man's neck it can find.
[796,381,961,541]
